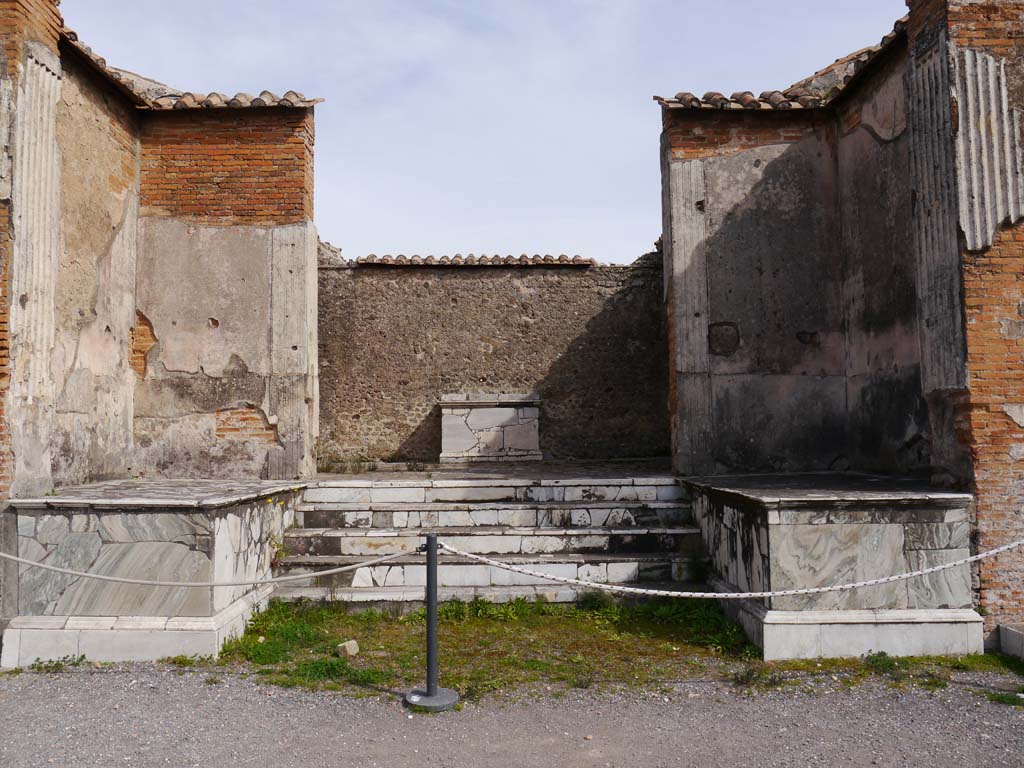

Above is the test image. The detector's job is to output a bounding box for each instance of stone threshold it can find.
[0,585,273,668]
[284,552,693,566]
[277,582,710,605]
[11,479,308,511]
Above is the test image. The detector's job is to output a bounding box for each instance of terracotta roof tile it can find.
[654,15,907,112]
[62,28,322,111]
[354,254,595,268]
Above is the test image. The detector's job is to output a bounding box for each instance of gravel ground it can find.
[0,667,1022,767]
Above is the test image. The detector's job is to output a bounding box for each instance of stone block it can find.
[79,629,218,662]
[439,394,542,463]
[370,487,426,504]
[999,624,1024,659]
[466,407,519,430]
[336,640,359,657]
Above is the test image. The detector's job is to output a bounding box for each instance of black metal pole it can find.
[426,532,439,697]
[404,533,458,712]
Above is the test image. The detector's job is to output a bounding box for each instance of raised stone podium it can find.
[439,393,542,463]
[1,479,304,667]
[683,474,983,660]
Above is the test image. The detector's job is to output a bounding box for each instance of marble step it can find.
[275,581,711,605]
[303,477,684,505]
[284,525,702,557]
[274,552,703,590]
[295,500,692,529]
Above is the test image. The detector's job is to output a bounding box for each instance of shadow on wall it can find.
[316,255,670,466]
[668,113,930,476]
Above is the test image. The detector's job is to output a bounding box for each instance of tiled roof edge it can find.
[61,28,322,111]
[654,15,907,112]
[352,254,597,267]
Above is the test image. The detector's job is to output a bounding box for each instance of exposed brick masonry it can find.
[943,0,1024,630]
[215,406,279,444]
[128,310,157,378]
[140,109,314,225]
[962,225,1024,629]
[664,111,822,160]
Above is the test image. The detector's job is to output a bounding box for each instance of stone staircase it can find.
[273,464,704,605]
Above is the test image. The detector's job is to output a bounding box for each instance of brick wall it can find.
[943,0,1024,631]
[128,310,156,378]
[961,226,1024,629]
[215,406,279,444]
[948,2,1024,57]
[0,0,61,76]
[139,109,314,225]
[663,110,821,161]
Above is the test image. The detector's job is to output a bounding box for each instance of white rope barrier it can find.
[439,538,1024,600]
[3,535,1022,598]
[0,549,412,588]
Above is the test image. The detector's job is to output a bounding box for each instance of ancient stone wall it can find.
[50,45,140,487]
[133,108,318,480]
[661,40,936,479]
[317,255,669,464]
[0,0,64,624]
[836,46,930,474]
[662,109,849,474]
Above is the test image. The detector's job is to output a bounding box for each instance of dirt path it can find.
[1,667,1022,767]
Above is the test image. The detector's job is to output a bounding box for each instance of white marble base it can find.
[439,393,542,463]
[0,584,273,668]
[1000,624,1024,660]
[709,577,983,660]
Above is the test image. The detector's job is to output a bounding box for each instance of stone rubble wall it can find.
[316,254,669,464]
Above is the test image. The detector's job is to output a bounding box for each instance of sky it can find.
[63,0,907,264]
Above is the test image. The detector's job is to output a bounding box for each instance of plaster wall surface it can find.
[316,256,669,464]
[837,48,930,474]
[133,218,317,480]
[662,45,932,478]
[663,113,848,474]
[50,47,139,487]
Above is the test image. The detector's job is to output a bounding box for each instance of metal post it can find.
[404,534,459,712]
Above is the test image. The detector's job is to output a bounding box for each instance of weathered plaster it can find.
[134,217,317,479]
[51,49,139,486]
[7,41,62,497]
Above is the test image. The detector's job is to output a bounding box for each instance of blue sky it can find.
[64,0,907,263]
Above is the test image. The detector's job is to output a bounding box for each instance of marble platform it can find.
[440,393,542,463]
[682,474,983,660]
[1,479,305,667]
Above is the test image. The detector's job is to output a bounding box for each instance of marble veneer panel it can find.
[683,474,974,612]
[440,393,542,463]
[10,491,300,618]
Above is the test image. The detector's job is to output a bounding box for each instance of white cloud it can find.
[63,0,906,262]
